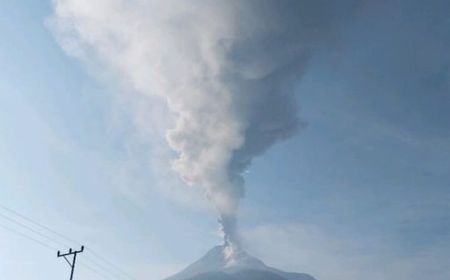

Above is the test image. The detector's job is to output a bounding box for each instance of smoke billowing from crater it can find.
[50,0,353,248]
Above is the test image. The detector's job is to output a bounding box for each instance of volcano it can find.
[165,245,316,280]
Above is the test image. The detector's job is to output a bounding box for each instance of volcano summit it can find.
[166,245,315,280]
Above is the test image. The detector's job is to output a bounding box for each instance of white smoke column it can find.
[50,0,346,248]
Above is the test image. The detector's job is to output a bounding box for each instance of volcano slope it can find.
[165,245,316,280]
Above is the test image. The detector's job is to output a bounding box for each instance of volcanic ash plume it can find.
[50,0,342,248]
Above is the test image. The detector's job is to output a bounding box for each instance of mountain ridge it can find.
[165,245,316,280]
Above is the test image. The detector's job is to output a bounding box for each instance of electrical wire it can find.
[0,211,70,249]
[80,261,115,280]
[87,249,137,280]
[0,203,136,279]
[0,222,109,280]
[0,205,81,246]
[0,203,137,280]
[0,222,57,251]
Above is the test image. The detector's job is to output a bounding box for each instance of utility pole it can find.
[57,246,84,280]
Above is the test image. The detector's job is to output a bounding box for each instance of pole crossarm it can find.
[57,246,84,280]
[58,246,84,257]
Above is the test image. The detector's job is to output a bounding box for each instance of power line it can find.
[80,261,114,280]
[0,204,137,280]
[0,211,70,249]
[0,222,108,280]
[0,222,57,251]
[0,204,81,246]
[84,253,135,280]
[0,209,125,279]
[87,249,137,280]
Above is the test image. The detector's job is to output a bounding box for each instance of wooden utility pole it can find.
[57,246,84,280]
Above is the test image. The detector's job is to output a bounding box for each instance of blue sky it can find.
[1,1,449,280]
